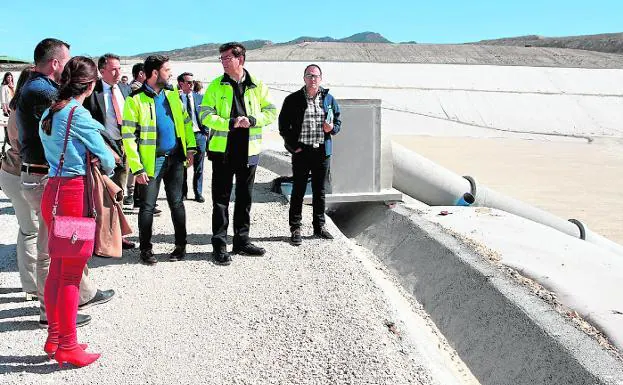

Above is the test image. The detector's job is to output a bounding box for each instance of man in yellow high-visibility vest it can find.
[200,42,276,265]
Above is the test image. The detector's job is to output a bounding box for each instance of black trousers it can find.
[289,146,330,232]
[138,154,187,251]
[211,160,257,251]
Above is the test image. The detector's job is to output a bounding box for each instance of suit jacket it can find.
[180,91,208,135]
[83,79,131,157]
[83,79,130,127]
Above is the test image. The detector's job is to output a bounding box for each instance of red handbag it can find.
[47,106,97,259]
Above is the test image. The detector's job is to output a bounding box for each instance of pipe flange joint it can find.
[462,175,477,198]
[568,219,586,240]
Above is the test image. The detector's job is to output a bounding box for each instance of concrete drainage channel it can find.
[329,202,623,385]
[260,150,623,385]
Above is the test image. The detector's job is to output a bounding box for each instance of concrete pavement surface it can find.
[0,165,476,385]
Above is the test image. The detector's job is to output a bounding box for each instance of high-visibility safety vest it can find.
[199,73,276,159]
[122,85,197,177]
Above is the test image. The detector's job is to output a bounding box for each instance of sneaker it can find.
[78,289,115,310]
[232,243,265,256]
[140,249,157,265]
[169,245,186,262]
[290,229,302,246]
[213,249,232,265]
[314,227,334,240]
[194,195,205,203]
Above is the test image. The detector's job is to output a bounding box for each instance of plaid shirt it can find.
[299,87,325,146]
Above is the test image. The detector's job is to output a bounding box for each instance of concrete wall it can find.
[330,202,623,385]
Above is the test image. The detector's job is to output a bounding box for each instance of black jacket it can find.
[83,79,131,157]
[278,87,341,156]
[83,79,130,127]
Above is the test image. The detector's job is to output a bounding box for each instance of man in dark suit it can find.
[177,72,208,202]
[83,53,136,250]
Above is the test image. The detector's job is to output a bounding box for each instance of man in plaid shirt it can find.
[278,64,342,246]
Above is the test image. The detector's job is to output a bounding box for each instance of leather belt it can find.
[21,164,49,174]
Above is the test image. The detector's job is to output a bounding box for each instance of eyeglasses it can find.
[219,55,236,62]
[304,74,321,80]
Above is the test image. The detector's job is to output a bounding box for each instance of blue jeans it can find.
[138,154,187,251]
[183,132,207,198]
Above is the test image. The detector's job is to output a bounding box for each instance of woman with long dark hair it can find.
[1,72,15,116]
[0,67,38,299]
[39,56,115,368]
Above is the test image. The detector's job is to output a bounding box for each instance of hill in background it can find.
[471,32,623,55]
[124,32,394,61]
[120,31,623,68]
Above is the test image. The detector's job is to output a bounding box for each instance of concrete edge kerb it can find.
[259,148,623,384]
[354,204,623,385]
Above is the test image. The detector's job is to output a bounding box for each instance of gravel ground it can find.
[0,164,474,385]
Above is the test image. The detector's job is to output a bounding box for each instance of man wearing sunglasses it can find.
[200,42,277,265]
[177,72,208,202]
[278,64,342,246]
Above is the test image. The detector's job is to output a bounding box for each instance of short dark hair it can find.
[131,62,144,79]
[219,42,246,59]
[304,64,322,76]
[33,38,70,65]
[144,55,169,80]
[177,72,193,83]
[97,53,120,70]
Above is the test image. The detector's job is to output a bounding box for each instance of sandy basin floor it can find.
[393,135,623,245]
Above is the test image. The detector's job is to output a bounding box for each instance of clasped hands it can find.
[233,116,251,129]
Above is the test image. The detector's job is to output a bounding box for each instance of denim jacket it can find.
[40,99,116,177]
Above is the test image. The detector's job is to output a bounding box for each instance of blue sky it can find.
[1,0,621,60]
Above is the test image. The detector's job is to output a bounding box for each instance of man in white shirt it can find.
[83,53,136,251]
[177,72,208,202]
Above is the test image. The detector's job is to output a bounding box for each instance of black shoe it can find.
[213,249,232,265]
[153,208,162,217]
[140,249,157,265]
[40,313,91,328]
[78,289,115,310]
[122,238,136,249]
[232,243,265,256]
[169,245,186,262]
[194,195,205,203]
[314,227,334,240]
[123,195,133,207]
[291,229,302,246]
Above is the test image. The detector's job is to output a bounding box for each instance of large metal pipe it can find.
[392,143,623,256]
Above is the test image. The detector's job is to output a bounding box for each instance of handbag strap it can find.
[52,106,95,218]
[84,151,96,218]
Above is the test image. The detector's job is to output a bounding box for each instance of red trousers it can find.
[41,176,89,349]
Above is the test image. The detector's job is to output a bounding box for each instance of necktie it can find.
[186,94,193,119]
[110,85,123,126]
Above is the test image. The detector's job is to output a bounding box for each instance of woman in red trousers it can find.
[39,56,116,368]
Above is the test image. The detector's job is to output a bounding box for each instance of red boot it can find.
[54,346,100,368]
[44,340,88,359]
